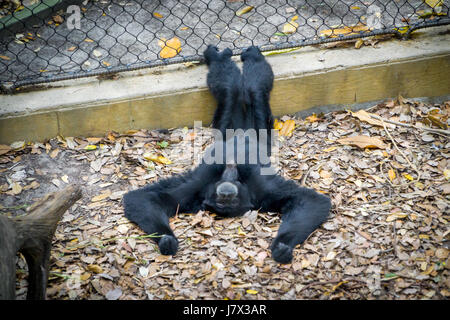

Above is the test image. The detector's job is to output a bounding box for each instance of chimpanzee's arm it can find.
[256,175,331,263]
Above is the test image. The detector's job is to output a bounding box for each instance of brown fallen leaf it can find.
[337,135,388,149]
[50,149,59,159]
[0,144,11,155]
[91,189,112,202]
[11,182,22,195]
[87,264,103,274]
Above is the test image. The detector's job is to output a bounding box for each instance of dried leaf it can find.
[0,144,11,155]
[143,153,172,165]
[105,288,122,300]
[153,12,163,19]
[158,37,182,59]
[350,110,385,127]
[11,182,22,195]
[278,119,296,137]
[10,141,25,149]
[91,190,111,202]
[87,264,103,274]
[305,113,320,123]
[84,145,97,151]
[386,212,408,222]
[236,6,254,16]
[337,135,388,149]
[388,169,396,182]
[282,20,299,34]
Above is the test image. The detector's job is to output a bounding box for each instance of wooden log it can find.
[0,185,81,300]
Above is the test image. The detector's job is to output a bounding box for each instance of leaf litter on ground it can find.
[0,97,448,300]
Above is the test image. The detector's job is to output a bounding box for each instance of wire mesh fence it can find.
[1,0,449,90]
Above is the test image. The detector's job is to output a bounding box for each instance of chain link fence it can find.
[1,0,449,91]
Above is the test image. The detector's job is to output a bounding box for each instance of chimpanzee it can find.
[123,45,331,263]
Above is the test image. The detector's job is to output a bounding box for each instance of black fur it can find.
[204,45,245,138]
[241,46,274,134]
[122,45,331,263]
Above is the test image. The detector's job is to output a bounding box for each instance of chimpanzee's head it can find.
[202,163,253,217]
[240,45,264,62]
[204,45,233,66]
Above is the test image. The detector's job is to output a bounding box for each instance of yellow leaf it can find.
[50,149,59,159]
[236,6,254,16]
[246,289,258,294]
[443,169,450,180]
[87,264,103,274]
[337,135,388,149]
[425,0,443,9]
[355,38,364,49]
[262,47,300,56]
[351,6,361,10]
[180,26,189,30]
[84,145,97,150]
[282,20,299,34]
[91,190,111,202]
[61,175,69,183]
[388,169,396,182]
[158,37,182,59]
[394,26,410,35]
[102,61,111,67]
[403,173,414,181]
[153,12,163,19]
[143,153,172,165]
[67,46,76,51]
[0,55,11,61]
[80,273,91,281]
[305,113,320,123]
[291,15,299,21]
[320,23,369,38]
[273,118,283,130]
[84,38,94,42]
[323,146,337,152]
[279,119,296,137]
[238,226,246,236]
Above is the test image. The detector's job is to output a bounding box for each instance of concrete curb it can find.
[0,26,449,144]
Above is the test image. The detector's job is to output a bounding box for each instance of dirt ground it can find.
[0,96,449,300]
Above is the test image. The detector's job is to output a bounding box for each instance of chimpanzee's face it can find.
[202,164,254,217]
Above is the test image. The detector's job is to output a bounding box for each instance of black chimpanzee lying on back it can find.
[123,45,331,263]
